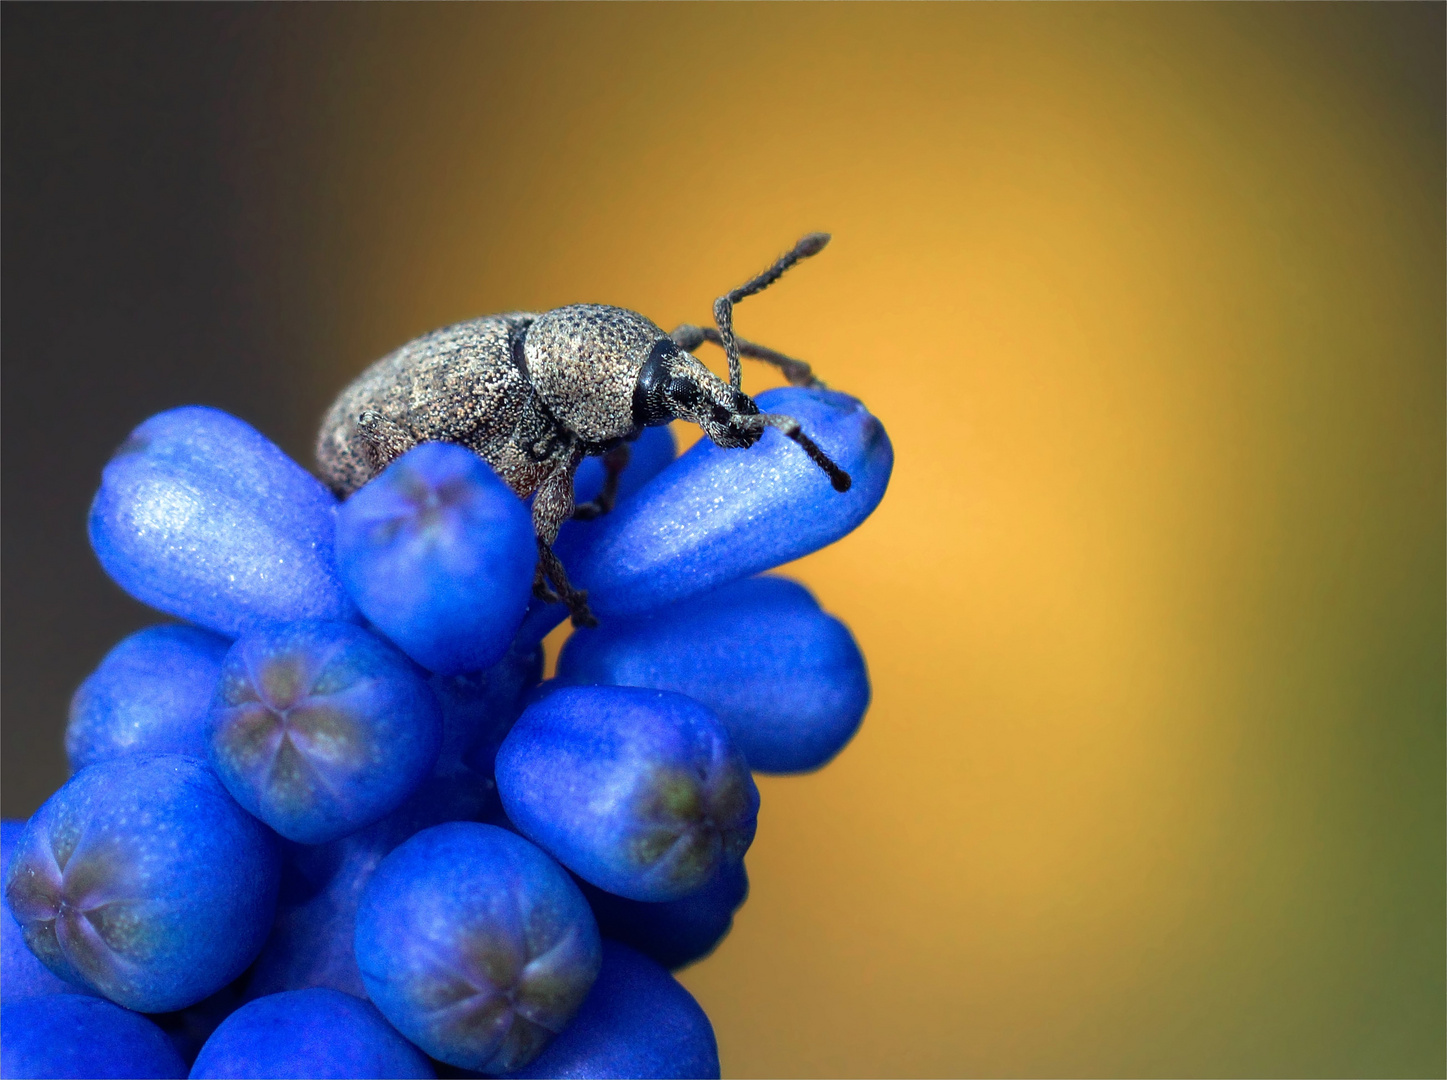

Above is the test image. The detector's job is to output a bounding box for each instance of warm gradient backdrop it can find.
[5,5,1443,1077]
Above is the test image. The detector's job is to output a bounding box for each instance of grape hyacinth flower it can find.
[497,686,759,902]
[501,941,720,1080]
[0,994,188,1080]
[6,380,890,1075]
[579,859,749,972]
[3,755,279,1012]
[335,442,536,676]
[207,621,443,845]
[88,406,356,635]
[2,819,93,1000]
[355,823,602,1073]
[244,646,540,1001]
[66,623,231,772]
[557,387,892,618]
[559,574,870,772]
[190,988,435,1079]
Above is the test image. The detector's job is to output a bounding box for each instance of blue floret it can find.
[207,621,443,845]
[191,988,436,1079]
[355,822,602,1073]
[2,819,95,1000]
[579,858,749,972]
[245,647,541,1001]
[501,941,720,1080]
[335,443,536,676]
[88,406,358,635]
[496,686,759,902]
[1,994,188,1079]
[557,387,892,618]
[559,575,870,773]
[2,756,279,1013]
[66,624,231,773]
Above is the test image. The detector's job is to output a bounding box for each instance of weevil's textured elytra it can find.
[317,233,850,628]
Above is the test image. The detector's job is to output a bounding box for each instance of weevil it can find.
[316,233,850,628]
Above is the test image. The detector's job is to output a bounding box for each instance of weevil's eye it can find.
[667,377,700,407]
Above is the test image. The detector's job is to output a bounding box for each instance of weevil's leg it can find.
[670,324,823,388]
[571,442,631,521]
[749,412,852,493]
[531,459,598,627]
[532,562,560,605]
[355,410,415,475]
[712,232,831,390]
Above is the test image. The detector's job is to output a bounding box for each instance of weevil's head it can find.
[632,336,762,449]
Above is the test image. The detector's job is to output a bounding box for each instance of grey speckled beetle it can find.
[317,233,850,628]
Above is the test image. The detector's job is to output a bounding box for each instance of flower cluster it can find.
[1,385,891,1079]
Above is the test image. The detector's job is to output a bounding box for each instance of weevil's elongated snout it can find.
[650,350,761,450]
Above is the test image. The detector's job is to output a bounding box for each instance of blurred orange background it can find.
[17,4,1442,1076]
[214,5,1444,1076]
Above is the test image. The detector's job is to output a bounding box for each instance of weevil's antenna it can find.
[714,233,830,391]
[752,412,852,492]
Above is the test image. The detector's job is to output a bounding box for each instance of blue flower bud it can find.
[559,575,870,773]
[2,819,95,1000]
[355,823,602,1074]
[579,859,748,971]
[191,988,436,1079]
[66,624,230,773]
[1,994,187,1079]
[88,407,357,636]
[207,621,442,845]
[501,941,720,1080]
[2,755,279,1013]
[558,388,891,618]
[335,443,536,676]
[497,687,758,902]
[431,644,542,780]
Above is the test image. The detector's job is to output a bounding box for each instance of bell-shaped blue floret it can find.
[2,755,279,1013]
[88,407,357,636]
[355,823,602,1074]
[496,686,759,902]
[190,988,435,1079]
[559,575,870,773]
[245,646,540,1001]
[558,387,892,618]
[335,443,535,676]
[433,644,542,780]
[66,624,230,773]
[580,858,748,971]
[1,994,188,1079]
[2,820,96,1000]
[146,980,249,1069]
[501,941,720,1080]
[207,621,442,845]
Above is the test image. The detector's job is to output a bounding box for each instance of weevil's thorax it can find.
[523,305,664,447]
